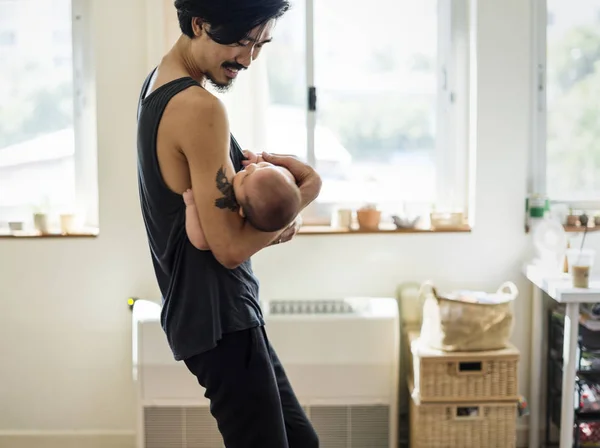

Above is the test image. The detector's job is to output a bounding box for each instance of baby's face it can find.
[233,161,296,208]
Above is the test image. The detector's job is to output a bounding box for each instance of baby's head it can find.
[232,161,301,232]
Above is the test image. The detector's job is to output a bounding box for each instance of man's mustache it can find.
[222,62,247,71]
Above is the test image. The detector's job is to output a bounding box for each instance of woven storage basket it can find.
[409,332,519,403]
[420,281,517,352]
[408,380,517,448]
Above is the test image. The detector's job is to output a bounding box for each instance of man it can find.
[136,0,321,447]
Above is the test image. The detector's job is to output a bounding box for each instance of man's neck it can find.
[168,36,207,87]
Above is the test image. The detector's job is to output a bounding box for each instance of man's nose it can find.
[236,46,255,68]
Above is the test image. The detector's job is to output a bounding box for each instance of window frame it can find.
[436,0,471,215]
[300,0,472,225]
[72,0,99,229]
[531,0,549,199]
[531,0,600,211]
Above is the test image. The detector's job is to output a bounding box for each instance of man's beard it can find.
[207,76,235,93]
[207,62,246,93]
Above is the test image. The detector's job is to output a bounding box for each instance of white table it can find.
[525,265,600,448]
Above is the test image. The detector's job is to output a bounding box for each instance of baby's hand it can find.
[183,188,195,207]
[242,149,264,165]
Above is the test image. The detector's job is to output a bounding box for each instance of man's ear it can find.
[191,18,204,37]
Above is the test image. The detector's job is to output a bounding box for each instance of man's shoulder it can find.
[164,85,231,158]
[171,86,227,122]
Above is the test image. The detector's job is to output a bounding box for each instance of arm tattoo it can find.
[214,166,240,212]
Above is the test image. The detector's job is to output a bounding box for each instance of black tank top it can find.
[136,69,263,361]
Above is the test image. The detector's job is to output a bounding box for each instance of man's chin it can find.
[208,77,234,93]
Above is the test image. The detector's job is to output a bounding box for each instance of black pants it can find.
[184,326,319,448]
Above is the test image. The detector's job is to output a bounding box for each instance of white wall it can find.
[2,0,598,446]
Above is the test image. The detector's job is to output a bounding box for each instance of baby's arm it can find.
[183,189,210,250]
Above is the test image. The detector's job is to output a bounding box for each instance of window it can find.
[534,0,600,206]
[263,0,471,224]
[0,0,97,234]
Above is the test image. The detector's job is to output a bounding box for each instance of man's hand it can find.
[260,153,322,208]
[271,214,302,246]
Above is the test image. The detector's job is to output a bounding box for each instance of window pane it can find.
[0,0,75,223]
[547,0,600,201]
[314,0,437,208]
[264,0,307,158]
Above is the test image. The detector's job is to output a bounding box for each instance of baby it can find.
[183,150,301,250]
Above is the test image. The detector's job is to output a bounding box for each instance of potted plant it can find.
[566,208,579,227]
[32,196,51,234]
[356,204,381,231]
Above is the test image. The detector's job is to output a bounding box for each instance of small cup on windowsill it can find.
[60,213,76,234]
[356,205,381,231]
[8,221,24,233]
[331,208,353,229]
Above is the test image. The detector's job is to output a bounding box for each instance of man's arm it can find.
[175,94,281,269]
[183,189,210,250]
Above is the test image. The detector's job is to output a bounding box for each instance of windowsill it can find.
[564,225,600,233]
[1,221,475,238]
[0,227,99,238]
[524,224,600,234]
[298,223,472,235]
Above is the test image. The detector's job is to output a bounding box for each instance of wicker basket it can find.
[408,382,518,448]
[409,332,519,403]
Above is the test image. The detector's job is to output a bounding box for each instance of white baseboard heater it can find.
[132,297,399,448]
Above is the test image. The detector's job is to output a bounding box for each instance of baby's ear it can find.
[239,207,245,218]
